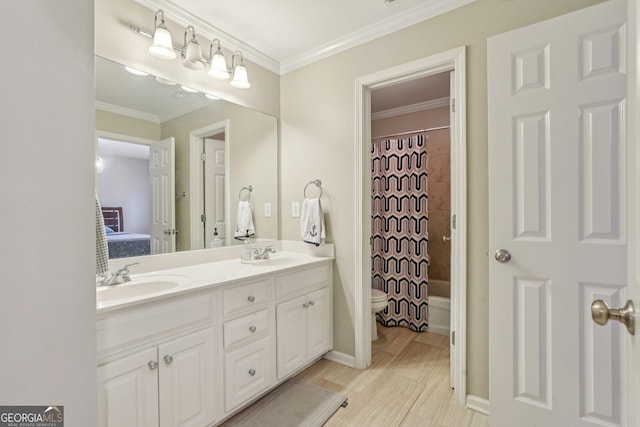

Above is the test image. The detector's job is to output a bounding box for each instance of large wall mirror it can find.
[95,56,278,259]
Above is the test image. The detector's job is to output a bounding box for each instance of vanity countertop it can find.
[96,242,334,314]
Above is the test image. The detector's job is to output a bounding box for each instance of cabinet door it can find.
[224,337,273,412]
[306,288,332,360]
[276,295,307,380]
[98,348,159,427]
[158,328,216,427]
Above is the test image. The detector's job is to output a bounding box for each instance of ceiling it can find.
[138,0,475,73]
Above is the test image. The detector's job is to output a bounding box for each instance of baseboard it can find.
[324,350,356,368]
[466,395,490,415]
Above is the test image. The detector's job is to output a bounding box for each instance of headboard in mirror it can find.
[95,56,278,259]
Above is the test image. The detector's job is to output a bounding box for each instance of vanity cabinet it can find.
[97,294,217,427]
[218,278,276,414]
[275,264,332,380]
[97,254,333,427]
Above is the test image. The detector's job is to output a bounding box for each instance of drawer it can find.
[275,264,330,302]
[97,293,213,356]
[224,337,274,412]
[223,309,269,350]
[222,279,270,318]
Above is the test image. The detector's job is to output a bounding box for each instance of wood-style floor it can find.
[296,324,490,427]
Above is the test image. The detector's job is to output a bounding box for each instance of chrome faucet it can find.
[253,245,276,260]
[98,263,139,286]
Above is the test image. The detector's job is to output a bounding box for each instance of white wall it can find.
[98,155,151,234]
[280,0,606,399]
[0,1,96,424]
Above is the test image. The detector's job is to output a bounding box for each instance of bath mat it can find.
[223,378,348,427]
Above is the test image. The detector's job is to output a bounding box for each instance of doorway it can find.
[189,120,231,250]
[354,46,467,404]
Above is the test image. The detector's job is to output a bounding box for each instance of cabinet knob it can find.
[308,300,315,306]
[249,325,257,333]
[303,302,309,308]
[247,295,256,302]
[163,355,174,365]
[148,361,158,370]
[248,368,256,376]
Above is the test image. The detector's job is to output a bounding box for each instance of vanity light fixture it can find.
[124,66,149,76]
[230,51,251,89]
[182,26,207,70]
[96,156,104,174]
[208,40,230,80]
[180,85,199,93]
[149,10,176,60]
[132,10,251,89]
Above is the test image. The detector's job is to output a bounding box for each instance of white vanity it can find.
[96,241,333,427]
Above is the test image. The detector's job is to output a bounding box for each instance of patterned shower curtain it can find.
[371,133,429,332]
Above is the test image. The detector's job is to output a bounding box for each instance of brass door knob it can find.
[591,299,635,335]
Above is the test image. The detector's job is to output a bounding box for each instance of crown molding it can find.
[280,0,476,74]
[95,101,161,123]
[96,99,215,124]
[133,0,280,74]
[372,97,449,120]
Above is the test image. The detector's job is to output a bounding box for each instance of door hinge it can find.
[451,330,455,345]
[201,153,207,162]
[201,214,206,223]
[452,214,457,230]
[451,98,455,113]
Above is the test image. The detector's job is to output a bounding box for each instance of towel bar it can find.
[239,185,253,201]
[304,179,322,198]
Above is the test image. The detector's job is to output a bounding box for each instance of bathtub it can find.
[428,279,450,336]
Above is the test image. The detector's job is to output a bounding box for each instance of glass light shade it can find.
[183,40,207,70]
[96,156,104,174]
[124,66,149,76]
[205,93,220,100]
[155,76,176,85]
[208,50,230,80]
[230,63,251,89]
[149,24,176,60]
[180,85,199,93]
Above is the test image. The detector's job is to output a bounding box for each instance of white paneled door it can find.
[150,137,176,254]
[488,0,636,426]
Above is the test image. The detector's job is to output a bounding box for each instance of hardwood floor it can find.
[296,324,490,427]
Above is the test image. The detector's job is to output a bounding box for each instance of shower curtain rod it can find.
[372,125,451,140]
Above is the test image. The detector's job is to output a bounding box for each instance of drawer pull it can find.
[248,368,256,376]
[249,325,257,333]
[163,355,174,365]
[148,361,158,370]
[247,295,256,302]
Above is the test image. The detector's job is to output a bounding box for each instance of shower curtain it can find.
[371,133,429,332]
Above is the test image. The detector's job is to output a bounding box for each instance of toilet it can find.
[371,288,389,340]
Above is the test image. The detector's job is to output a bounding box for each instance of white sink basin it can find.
[97,275,188,302]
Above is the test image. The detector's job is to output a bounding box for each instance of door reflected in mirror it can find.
[95,56,278,259]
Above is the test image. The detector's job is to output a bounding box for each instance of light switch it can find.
[292,202,300,218]
[264,202,272,218]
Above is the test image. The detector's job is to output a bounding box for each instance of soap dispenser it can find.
[240,230,253,263]
[210,228,222,248]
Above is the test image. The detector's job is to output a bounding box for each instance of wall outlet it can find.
[292,201,300,218]
[264,202,272,218]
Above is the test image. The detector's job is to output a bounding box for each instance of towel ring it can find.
[304,179,322,198]
[238,185,253,201]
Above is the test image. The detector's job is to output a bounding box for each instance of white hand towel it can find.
[234,200,255,239]
[300,198,325,246]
